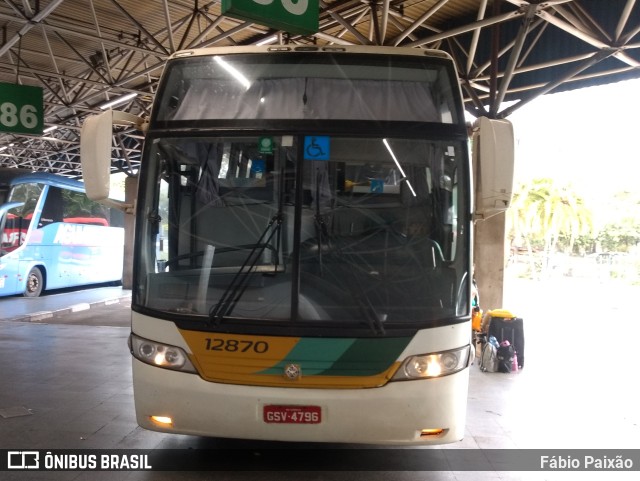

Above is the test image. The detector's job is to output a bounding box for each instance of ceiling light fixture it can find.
[99,92,138,110]
[256,35,278,46]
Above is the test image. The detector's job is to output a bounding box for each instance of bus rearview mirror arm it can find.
[471,117,515,221]
[0,201,25,219]
[80,109,148,214]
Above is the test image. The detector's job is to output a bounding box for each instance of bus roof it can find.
[167,45,455,63]
[0,168,84,192]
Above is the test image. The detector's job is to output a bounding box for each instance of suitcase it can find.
[487,310,525,369]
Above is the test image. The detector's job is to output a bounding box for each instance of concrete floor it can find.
[0,278,638,480]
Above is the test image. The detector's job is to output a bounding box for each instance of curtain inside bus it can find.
[167,78,440,122]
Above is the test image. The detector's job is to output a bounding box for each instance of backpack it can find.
[480,340,498,372]
[496,341,515,373]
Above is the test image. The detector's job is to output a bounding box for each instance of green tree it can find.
[508,178,593,274]
[597,219,640,252]
[595,190,640,253]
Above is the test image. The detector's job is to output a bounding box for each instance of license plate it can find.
[263,405,321,424]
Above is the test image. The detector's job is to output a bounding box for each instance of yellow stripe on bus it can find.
[179,329,402,388]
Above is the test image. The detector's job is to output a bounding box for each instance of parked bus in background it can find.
[81,46,514,445]
[0,168,124,297]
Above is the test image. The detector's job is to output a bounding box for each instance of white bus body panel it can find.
[131,312,471,445]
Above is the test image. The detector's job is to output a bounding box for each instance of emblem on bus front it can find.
[284,364,301,380]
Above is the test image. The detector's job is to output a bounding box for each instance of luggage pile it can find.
[478,309,525,373]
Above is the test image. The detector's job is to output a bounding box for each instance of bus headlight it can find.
[129,333,197,373]
[392,345,472,380]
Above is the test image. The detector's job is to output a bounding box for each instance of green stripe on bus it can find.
[319,337,411,376]
[259,337,411,377]
[259,338,355,375]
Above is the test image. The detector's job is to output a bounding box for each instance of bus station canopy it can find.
[0,0,638,176]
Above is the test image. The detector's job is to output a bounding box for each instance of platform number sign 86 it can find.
[0,82,44,134]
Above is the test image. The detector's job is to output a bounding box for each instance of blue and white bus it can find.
[0,168,124,297]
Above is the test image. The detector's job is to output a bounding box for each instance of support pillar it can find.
[474,212,508,312]
[122,175,138,289]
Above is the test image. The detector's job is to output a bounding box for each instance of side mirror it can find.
[0,201,24,219]
[80,109,146,212]
[471,117,515,220]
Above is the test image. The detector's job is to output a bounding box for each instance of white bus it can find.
[0,169,124,297]
[81,46,513,445]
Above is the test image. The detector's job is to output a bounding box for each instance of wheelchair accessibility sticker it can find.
[303,136,330,161]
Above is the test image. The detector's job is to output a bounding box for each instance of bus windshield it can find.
[136,133,469,330]
[0,183,43,256]
[153,52,459,124]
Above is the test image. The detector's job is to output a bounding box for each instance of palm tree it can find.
[508,178,593,276]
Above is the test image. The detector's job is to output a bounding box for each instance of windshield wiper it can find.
[355,289,387,335]
[326,231,387,335]
[208,212,282,324]
[209,165,286,324]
